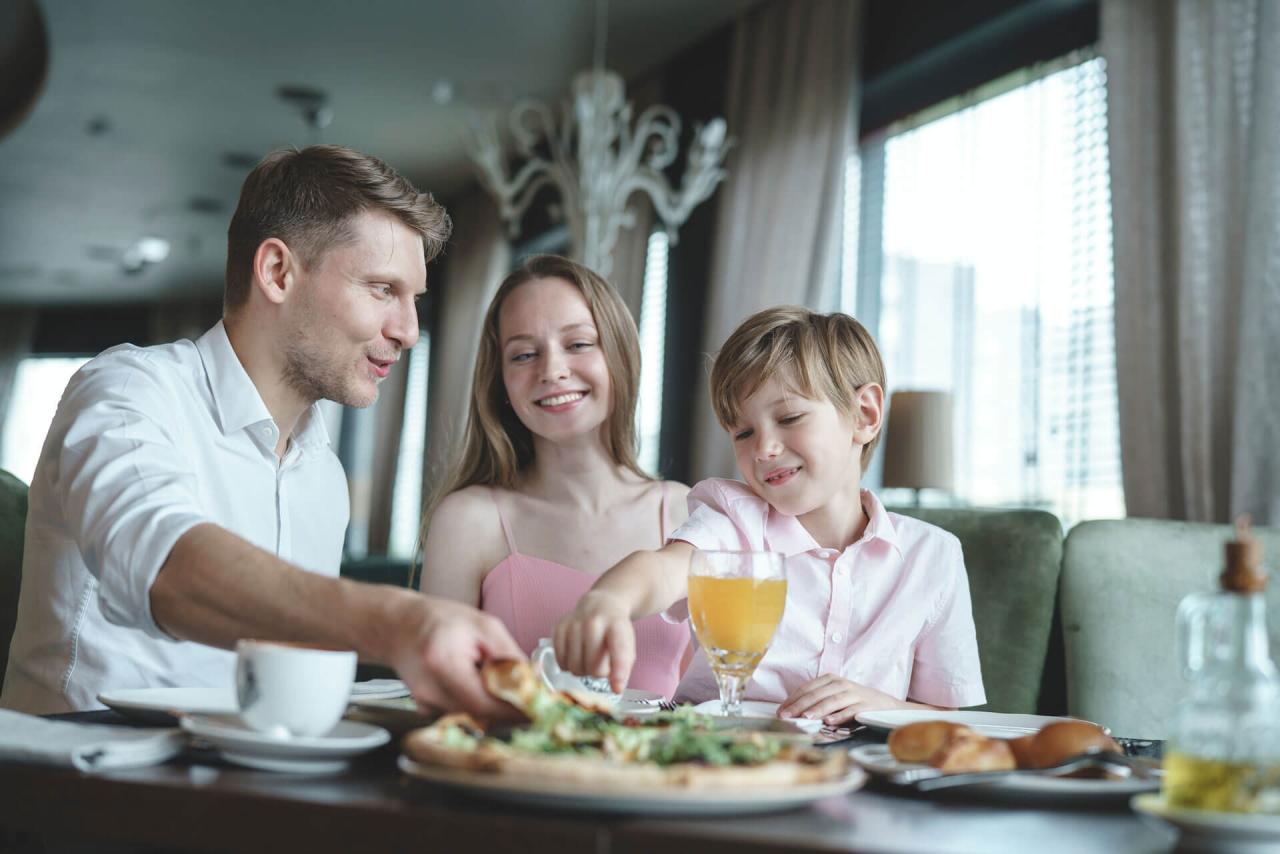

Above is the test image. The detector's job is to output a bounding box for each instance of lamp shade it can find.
[880,390,954,491]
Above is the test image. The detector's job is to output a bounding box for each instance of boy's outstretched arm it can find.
[554,540,694,692]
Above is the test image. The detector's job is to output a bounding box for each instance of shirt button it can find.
[831,632,843,643]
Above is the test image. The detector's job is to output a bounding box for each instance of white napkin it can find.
[0,709,185,772]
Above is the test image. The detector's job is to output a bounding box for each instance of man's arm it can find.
[150,523,523,717]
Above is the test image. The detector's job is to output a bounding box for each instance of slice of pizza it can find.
[402,660,849,789]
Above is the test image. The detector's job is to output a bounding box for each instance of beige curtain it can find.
[422,188,512,506]
[606,77,662,321]
[1104,0,1280,524]
[609,195,653,321]
[364,359,410,554]
[691,0,861,481]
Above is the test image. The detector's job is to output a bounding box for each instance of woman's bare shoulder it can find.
[423,486,506,560]
[661,479,692,500]
[431,484,500,526]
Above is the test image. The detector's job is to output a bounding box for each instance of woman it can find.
[419,255,691,697]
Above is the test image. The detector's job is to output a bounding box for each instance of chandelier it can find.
[465,11,731,278]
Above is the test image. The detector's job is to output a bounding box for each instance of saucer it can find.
[181,714,390,774]
[1132,793,1280,853]
[100,679,411,723]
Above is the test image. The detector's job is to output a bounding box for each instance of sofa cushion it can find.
[1061,518,1280,739]
[892,507,1063,714]
[0,469,28,692]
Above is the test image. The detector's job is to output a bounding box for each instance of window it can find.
[851,53,1123,522]
[387,336,430,558]
[1,356,91,485]
[636,229,670,475]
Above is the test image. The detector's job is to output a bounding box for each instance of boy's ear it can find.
[851,383,885,445]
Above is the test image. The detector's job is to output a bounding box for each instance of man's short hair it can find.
[224,145,451,310]
[710,306,888,468]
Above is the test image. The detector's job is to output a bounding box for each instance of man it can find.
[1,145,521,716]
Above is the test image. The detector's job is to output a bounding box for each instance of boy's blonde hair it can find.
[710,306,887,469]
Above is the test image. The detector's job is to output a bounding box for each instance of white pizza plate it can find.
[398,754,865,815]
[181,714,389,774]
[1131,793,1280,854]
[853,709,1106,739]
[849,744,1158,804]
[692,700,824,735]
[100,680,410,722]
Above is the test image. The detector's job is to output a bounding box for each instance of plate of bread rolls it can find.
[849,717,1161,801]
[855,710,1083,738]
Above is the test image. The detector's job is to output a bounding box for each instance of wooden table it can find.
[0,715,1179,854]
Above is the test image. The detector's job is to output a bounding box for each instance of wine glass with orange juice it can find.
[687,550,788,716]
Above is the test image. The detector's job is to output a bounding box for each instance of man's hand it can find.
[553,590,636,693]
[384,592,525,719]
[777,675,908,726]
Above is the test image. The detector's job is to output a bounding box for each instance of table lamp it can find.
[880,390,954,505]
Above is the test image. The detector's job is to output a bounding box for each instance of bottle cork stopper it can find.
[1221,514,1267,593]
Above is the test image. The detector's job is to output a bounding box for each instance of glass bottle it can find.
[1164,517,1280,813]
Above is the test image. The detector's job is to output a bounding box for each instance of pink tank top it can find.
[479,484,691,698]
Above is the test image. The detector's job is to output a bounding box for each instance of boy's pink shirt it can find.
[666,477,986,708]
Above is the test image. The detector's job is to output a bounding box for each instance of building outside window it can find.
[636,229,670,475]
[1,356,91,485]
[849,53,1123,523]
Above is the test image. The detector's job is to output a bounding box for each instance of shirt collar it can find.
[292,402,333,451]
[859,488,904,557]
[195,321,331,451]
[764,488,904,558]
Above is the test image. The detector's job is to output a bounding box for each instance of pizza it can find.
[402,660,848,790]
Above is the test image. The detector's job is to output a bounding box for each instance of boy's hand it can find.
[777,674,906,725]
[553,590,636,693]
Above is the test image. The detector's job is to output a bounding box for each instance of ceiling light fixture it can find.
[278,85,333,142]
[464,0,731,276]
[121,236,170,274]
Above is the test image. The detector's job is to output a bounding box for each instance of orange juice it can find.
[688,575,787,672]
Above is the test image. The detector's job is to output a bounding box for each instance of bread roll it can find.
[929,735,1016,773]
[1006,733,1039,768]
[1019,720,1118,769]
[887,721,977,763]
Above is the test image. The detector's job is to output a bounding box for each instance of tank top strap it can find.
[490,487,518,555]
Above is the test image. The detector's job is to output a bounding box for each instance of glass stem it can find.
[716,671,747,717]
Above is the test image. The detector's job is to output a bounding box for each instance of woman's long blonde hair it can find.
[418,255,652,561]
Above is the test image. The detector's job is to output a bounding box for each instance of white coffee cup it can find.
[234,640,357,737]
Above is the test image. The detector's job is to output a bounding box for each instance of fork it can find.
[658,700,679,712]
[894,750,1157,791]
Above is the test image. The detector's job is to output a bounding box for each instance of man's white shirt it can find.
[1,322,349,713]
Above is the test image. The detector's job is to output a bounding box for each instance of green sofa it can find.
[0,469,28,690]
[892,507,1065,716]
[1061,519,1280,739]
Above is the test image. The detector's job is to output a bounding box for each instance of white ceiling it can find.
[0,0,756,305]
